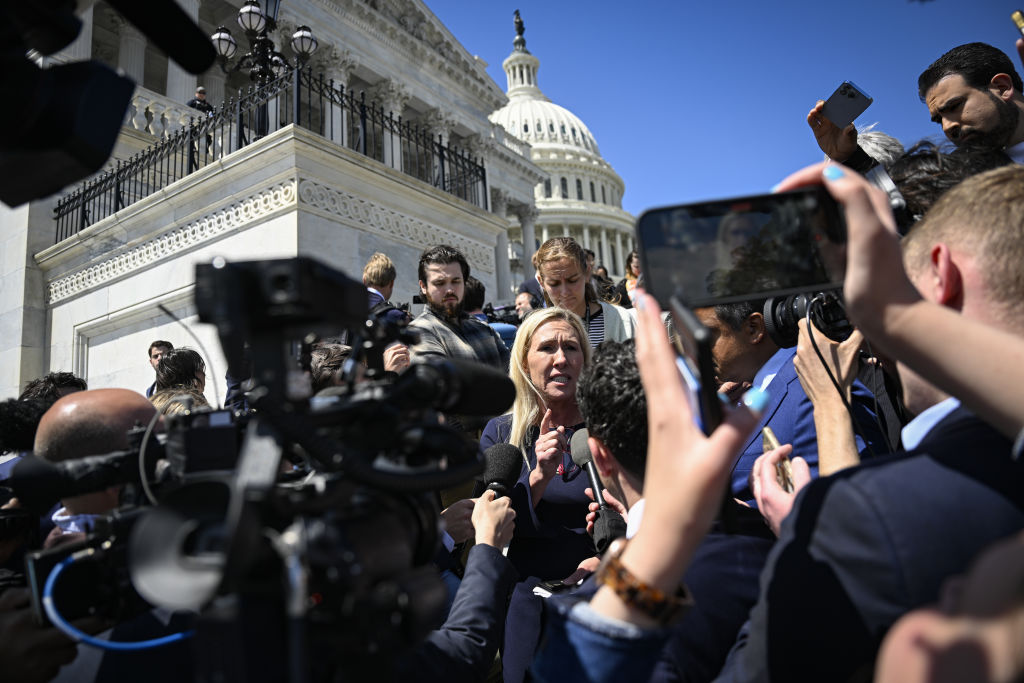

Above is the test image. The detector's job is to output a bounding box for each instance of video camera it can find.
[12,256,515,682]
[483,302,520,326]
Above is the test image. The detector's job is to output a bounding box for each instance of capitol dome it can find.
[490,11,634,282]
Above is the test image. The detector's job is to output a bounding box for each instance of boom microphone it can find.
[482,444,523,498]
[7,452,142,511]
[391,357,515,417]
[569,428,627,553]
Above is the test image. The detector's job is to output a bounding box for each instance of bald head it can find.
[34,389,156,463]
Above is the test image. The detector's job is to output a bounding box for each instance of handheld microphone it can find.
[569,428,607,509]
[569,428,627,553]
[481,443,523,498]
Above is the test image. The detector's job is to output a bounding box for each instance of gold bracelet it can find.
[594,538,693,626]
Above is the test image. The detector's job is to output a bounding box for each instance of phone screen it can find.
[636,187,846,309]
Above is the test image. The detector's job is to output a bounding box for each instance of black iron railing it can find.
[53,67,488,244]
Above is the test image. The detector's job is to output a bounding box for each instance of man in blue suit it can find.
[694,303,888,504]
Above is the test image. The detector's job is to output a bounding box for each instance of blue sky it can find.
[426,0,1021,216]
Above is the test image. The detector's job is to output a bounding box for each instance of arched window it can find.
[589,181,596,202]
[601,186,607,204]
[549,122,555,133]
[560,124,566,135]
[523,123,529,133]
[544,179,552,198]
[560,177,568,199]
[576,179,583,200]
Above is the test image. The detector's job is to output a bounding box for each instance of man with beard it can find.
[409,245,510,372]
[918,43,1024,162]
[809,43,1024,168]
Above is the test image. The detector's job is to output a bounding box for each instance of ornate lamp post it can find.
[209,1,317,138]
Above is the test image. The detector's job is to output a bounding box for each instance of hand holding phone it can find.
[820,81,873,130]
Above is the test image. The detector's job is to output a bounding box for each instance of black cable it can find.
[805,297,876,459]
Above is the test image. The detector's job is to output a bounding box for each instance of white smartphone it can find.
[821,81,873,129]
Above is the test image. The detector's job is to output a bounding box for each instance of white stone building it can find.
[489,12,634,286]
[0,0,546,400]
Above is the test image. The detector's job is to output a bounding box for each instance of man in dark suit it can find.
[694,303,888,504]
[363,251,410,326]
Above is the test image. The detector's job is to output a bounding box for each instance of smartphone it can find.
[670,298,722,436]
[762,426,794,493]
[821,81,873,129]
[636,186,846,310]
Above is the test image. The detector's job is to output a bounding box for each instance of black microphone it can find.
[482,443,523,498]
[391,357,515,416]
[569,428,627,553]
[8,452,141,511]
[570,428,607,509]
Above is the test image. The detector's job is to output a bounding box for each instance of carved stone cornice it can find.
[307,0,506,111]
[47,180,298,304]
[46,172,499,304]
[297,178,495,271]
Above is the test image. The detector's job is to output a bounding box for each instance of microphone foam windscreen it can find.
[482,443,523,493]
[569,427,593,468]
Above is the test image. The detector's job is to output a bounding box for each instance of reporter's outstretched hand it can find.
[584,487,627,536]
[807,100,858,162]
[472,490,515,548]
[441,498,477,544]
[590,293,764,626]
[794,320,865,404]
[0,588,78,683]
[751,446,811,537]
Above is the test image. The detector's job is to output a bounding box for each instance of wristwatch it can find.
[594,537,693,626]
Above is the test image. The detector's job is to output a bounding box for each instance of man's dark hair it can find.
[148,340,173,357]
[310,342,352,394]
[417,245,470,283]
[155,348,206,391]
[887,140,1013,233]
[18,372,87,403]
[0,399,50,453]
[584,248,596,260]
[713,299,764,331]
[576,340,647,482]
[918,42,1023,100]
[463,276,486,311]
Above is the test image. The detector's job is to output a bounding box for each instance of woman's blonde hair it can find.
[532,237,599,307]
[507,307,592,454]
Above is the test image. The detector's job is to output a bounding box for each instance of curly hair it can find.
[576,340,646,482]
[18,372,87,403]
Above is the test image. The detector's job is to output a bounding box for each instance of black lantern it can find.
[211,1,318,84]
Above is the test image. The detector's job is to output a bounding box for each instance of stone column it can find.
[518,206,539,279]
[615,230,624,277]
[599,228,609,272]
[112,14,147,86]
[370,80,410,171]
[562,224,569,237]
[541,224,549,244]
[491,190,513,302]
[314,47,357,147]
[166,0,200,104]
[582,224,591,250]
[424,108,456,190]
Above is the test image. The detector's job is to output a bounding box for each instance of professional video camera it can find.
[12,256,515,682]
[483,302,519,326]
